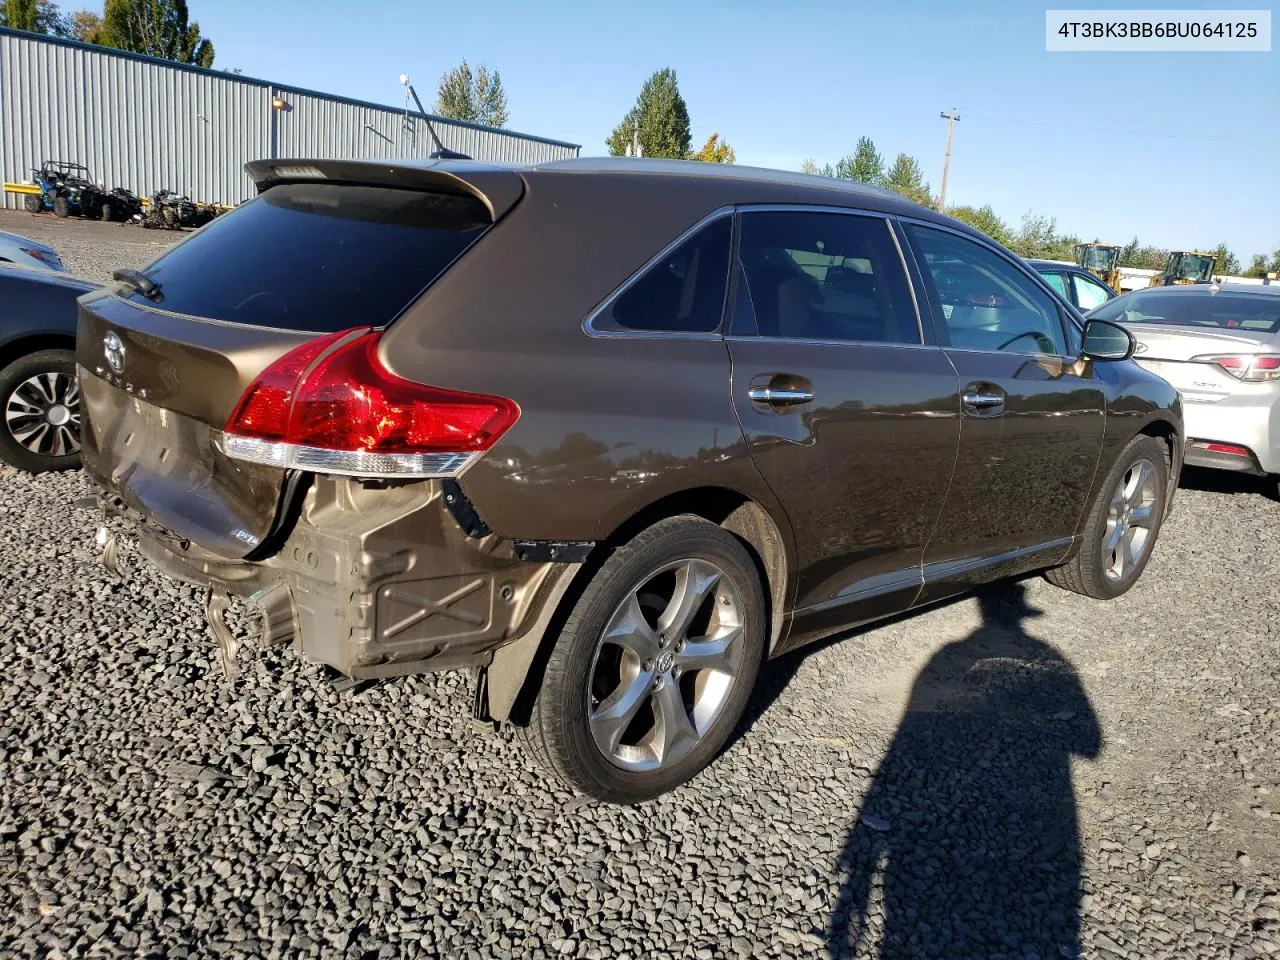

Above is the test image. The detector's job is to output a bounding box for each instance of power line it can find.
[962,113,1233,143]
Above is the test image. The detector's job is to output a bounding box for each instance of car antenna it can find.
[400,73,471,161]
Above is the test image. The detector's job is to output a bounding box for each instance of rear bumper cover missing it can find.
[93,477,585,680]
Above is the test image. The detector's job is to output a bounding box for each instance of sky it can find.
[195,0,1278,259]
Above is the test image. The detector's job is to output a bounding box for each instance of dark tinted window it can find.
[1088,290,1280,332]
[604,216,731,333]
[128,183,490,331]
[735,211,919,344]
[909,225,1068,356]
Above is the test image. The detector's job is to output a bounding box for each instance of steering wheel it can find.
[995,330,1057,353]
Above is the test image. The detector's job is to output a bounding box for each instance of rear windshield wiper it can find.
[112,268,162,301]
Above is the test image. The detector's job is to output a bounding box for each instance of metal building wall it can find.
[0,28,580,210]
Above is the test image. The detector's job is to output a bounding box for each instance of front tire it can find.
[1046,434,1168,600]
[523,515,766,803]
[23,194,42,213]
[98,200,115,222]
[52,196,70,218]
[0,349,82,473]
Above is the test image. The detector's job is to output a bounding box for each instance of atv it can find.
[25,161,105,219]
[147,189,197,230]
[96,187,143,223]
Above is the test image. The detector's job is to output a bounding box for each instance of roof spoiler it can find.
[242,158,524,222]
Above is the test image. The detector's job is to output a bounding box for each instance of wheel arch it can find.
[1137,416,1183,517]
[0,333,76,374]
[487,484,794,728]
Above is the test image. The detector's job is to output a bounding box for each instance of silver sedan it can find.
[1086,283,1280,493]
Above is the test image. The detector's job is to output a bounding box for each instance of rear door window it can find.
[125,183,491,332]
[734,210,920,344]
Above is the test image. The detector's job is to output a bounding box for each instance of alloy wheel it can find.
[1102,457,1157,582]
[4,372,81,458]
[587,558,745,772]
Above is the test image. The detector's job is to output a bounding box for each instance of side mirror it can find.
[1081,318,1135,361]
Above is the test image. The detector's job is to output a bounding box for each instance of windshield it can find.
[1174,255,1215,281]
[1082,246,1118,271]
[1088,290,1280,333]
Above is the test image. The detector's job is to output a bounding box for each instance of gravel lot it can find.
[1,209,180,280]
[2,217,1279,959]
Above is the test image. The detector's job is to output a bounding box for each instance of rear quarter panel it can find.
[375,171,789,548]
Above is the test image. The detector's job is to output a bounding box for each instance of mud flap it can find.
[204,586,241,679]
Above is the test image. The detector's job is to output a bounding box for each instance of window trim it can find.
[729,203,928,347]
[582,206,736,340]
[895,217,1081,360]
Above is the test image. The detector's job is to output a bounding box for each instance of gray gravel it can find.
[1,209,180,281]
[1,215,1278,957]
[2,467,1277,958]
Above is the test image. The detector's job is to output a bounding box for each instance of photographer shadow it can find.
[825,582,1101,959]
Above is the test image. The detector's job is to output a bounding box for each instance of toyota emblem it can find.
[104,332,125,374]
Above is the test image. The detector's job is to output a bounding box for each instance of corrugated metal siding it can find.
[0,29,579,210]
[272,88,577,166]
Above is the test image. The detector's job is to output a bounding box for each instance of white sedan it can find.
[0,230,66,272]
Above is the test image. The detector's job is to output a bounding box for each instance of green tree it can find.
[835,136,884,185]
[1116,237,1170,271]
[1208,242,1240,276]
[883,153,933,206]
[0,0,71,34]
[690,133,735,163]
[434,59,509,128]
[606,68,691,160]
[1009,212,1081,261]
[69,7,100,39]
[946,204,1013,248]
[96,0,214,66]
[800,158,834,177]
[1243,250,1280,278]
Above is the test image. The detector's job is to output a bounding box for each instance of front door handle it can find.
[748,384,815,407]
[962,384,1006,416]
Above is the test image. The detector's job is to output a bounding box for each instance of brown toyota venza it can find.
[78,157,1183,803]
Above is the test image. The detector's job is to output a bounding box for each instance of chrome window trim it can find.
[582,206,736,341]
[732,203,928,347]
[724,335,943,352]
[896,215,1084,362]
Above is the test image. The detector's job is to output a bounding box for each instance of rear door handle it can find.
[748,385,815,406]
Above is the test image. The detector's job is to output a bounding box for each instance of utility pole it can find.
[627,119,642,158]
[938,110,960,210]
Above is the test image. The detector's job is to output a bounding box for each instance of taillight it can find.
[1192,354,1280,382]
[222,329,520,478]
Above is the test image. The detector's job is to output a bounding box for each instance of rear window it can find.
[1089,290,1280,333]
[127,182,490,331]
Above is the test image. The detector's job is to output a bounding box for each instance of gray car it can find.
[1086,283,1280,493]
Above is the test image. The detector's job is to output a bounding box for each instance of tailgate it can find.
[78,293,311,557]
[77,168,519,561]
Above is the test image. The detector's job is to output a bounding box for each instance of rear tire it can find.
[0,349,82,473]
[1046,434,1168,600]
[52,196,70,218]
[523,515,765,803]
[98,200,114,222]
[23,194,42,214]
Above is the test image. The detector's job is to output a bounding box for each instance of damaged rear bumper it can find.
[90,476,586,681]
